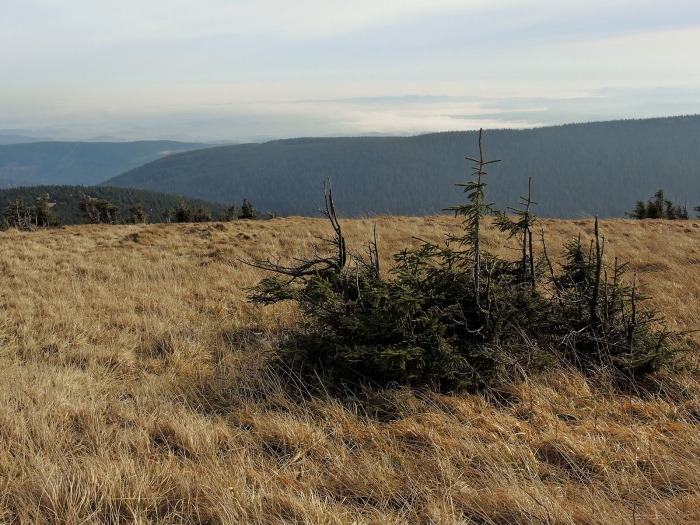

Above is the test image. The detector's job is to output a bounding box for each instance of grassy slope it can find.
[0,217,699,523]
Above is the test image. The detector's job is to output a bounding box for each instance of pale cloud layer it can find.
[2,1,699,141]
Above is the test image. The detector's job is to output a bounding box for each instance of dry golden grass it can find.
[0,216,699,524]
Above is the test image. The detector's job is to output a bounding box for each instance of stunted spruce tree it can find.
[445,129,501,299]
[3,194,59,230]
[78,195,120,224]
[247,132,689,392]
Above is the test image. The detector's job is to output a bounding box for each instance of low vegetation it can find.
[1,193,60,230]
[0,185,233,226]
[249,136,690,391]
[0,186,267,228]
[628,189,692,220]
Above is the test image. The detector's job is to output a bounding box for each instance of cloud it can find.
[4,88,700,142]
[1,1,699,139]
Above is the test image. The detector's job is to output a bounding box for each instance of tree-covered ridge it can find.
[0,140,211,187]
[0,186,233,225]
[104,115,700,218]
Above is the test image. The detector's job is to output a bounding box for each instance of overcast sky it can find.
[2,0,700,141]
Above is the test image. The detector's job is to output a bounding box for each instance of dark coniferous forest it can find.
[105,116,700,218]
[0,186,232,225]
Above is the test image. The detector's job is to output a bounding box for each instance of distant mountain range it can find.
[102,115,700,218]
[2,116,699,219]
[0,141,213,187]
[0,134,54,145]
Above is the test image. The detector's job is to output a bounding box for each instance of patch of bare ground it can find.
[0,217,699,523]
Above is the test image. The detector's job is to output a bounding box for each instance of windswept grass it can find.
[0,217,699,524]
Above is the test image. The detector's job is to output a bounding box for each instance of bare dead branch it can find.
[239,179,348,281]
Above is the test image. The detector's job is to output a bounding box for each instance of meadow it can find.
[0,216,699,524]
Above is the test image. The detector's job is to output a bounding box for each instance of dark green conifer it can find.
[444,128,501,299]
[193,205,212,222]
[127,203,148,224]
[220,205,238,221]
[34,194,59,227]
[239,199,257,220]
[628,189,689,220]
[173,197,195,223]
[3,197,34,230]
[629,200,647,219]
[496,177,537,286]
[78,195,120,224]
[245,134,689,392]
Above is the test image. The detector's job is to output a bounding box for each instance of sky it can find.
[2,0,700,142]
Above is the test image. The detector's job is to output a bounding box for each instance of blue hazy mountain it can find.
[96,115,700,218]
[0,140,213,187]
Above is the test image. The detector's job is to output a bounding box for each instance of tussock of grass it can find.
[0,218,699,523]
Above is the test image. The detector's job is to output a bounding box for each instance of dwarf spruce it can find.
[246,131,689,392]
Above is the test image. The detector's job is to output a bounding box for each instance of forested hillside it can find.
[0,140,210,187]
[105,115,700,218]
[0,186,231,224]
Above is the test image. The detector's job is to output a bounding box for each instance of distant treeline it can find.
[104,115,700,219]
[627,189,700,220]
[0,185,258,226]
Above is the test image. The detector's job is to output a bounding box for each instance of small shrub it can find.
[173,197,195,223]
[193,205,212,222]
[248,134,688,392]
[220,205,238,222]
[163,197,215,223]
[628,189,689,220]
[126,203,148,224]
[34,193,60,227]
[3,194,59,230]
[78,195,120,224]
[239,199,257,220]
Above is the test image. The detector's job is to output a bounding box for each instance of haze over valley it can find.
[3,1,700,143]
